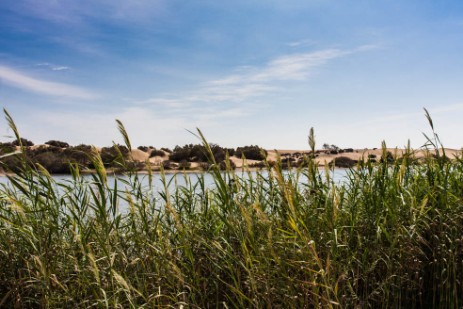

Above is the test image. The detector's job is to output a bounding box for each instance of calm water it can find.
[0,168,350,189]
[0,169,350,211]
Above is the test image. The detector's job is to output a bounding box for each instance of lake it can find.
[0,168,351,212]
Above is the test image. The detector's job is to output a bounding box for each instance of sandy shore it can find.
[1,145,460,176]
[266,148,460,167]
[129,147,460,169]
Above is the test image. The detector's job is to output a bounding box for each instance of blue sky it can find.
[0,0,462,149]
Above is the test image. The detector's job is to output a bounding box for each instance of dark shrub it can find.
[208,144,227,162]
[170,145,192,162]
[343,148,354,153]
[189,144,203,161]
[295,157,311,168]
[33,152,70,174]
[45,140,69,148]
[235,145,267,160]
[285,157,296,162]
[0,143,16,155]
[199,162,210,171]
[380,151,394,164]
[219,159,236,170]
[368,154,377,159]
[150,149,165,157]
[227,148,235,156]
[138,146,149,152]
[12,138,34,147]
[178,160,191,170]
[249,161,266,168]
[396,155,418,166]
[0,155,22,173]
[331,156,356,168]
[329,150,338,155]
[28,145,62,156]
[73,144,92,152]
[161,147,172,153]
[116,161,145,173]
[63,144,93,168]
[161,160,174,170]
[100,145,129,167]
[170,144,228,163]
[2,143,92,173]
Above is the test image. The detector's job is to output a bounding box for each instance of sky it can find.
[0,0,462,150]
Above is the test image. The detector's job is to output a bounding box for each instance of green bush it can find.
[62,144,93,169]
[0,154,22,173]
[330,156,356,168]
[219,158,236,170]
[32,152,71,173]
[380,151,394,163]
[0,142,16,155]
[45,140,70,148]
[161,160,174,170]
[235,145,267,160]
[100,144,129,167]
[170,144,228,163]
[11,137,34,146]
[149,149,165,157]
[178,160,191,170]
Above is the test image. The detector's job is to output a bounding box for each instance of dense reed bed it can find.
[1,112,462,308]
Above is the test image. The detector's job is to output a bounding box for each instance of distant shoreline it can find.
[0,144,459,176]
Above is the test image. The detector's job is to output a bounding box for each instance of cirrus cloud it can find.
[0,65,97,99]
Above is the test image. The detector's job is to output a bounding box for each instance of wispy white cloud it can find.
[286,39,316,47]
[136,98,191,109]
[252,49,348,81]
[140,48,359,112]
[0,65,97,99]
[35,63,70,71]
[209,49,348,85]
[52,66,70,71]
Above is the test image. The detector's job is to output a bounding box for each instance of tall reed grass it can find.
[0,110,462,308]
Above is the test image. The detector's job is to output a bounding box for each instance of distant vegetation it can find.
[0,137,268,173]
[149,149,166,157]
[0,141,132,173]
[137,145,150,152]
[12,137,34,146]
[100,144,130,167]
[169,143,233,163]
[330,156,357,168]
[45,140,70,148]
[234,145,267,160]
